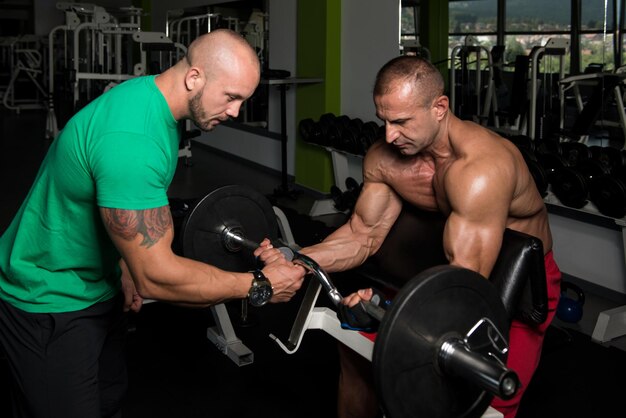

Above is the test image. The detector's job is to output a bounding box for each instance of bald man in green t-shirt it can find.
[0,29,305,418]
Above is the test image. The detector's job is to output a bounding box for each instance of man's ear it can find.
[433,95,449,121]
[184,67,202,92]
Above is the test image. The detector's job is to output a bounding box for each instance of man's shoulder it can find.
[365,140,399,164]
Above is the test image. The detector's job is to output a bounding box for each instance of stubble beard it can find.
[189,90,213,131]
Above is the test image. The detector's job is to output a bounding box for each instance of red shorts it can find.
[359,251,562,417]
[490,250,561,417]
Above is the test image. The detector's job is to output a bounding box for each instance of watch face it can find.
[249,283,273,307]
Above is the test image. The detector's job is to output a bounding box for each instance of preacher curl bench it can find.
[178,185,549,418]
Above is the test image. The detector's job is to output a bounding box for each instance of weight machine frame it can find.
[528,38,570,140]
[46,3,186,141]
[558,70,626,149]
[450,35,498,127]
[1,35,47,113]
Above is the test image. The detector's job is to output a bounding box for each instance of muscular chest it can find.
[380,157,446,212]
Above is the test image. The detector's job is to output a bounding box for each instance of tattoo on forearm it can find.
[103,206,172,248]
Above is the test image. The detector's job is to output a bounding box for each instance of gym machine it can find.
[450,35,499,127]
[492,38,570,140]
[558,69,626,149]
[47,3,142,137]
[528,38,570,140]
[46,3,187,143]
[177,184,551,418]
[0,35,47,113]
[167,12,220,53]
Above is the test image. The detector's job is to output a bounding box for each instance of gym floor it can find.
[1,108,626,417]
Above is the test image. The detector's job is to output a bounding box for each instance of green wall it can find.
[420,0,449,88]
[294,0,341,193]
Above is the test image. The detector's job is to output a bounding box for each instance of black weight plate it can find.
[589,175,626,219]
[577,158,609,181]
[180,185,278,272]
[349,117,364,132]
[373,265,509,418]
[588,145,602,161]
[598,146,626,175]
[552,167,589,209]
[298,118,316,142]
[536,151,568,184]
[561,142,592,167]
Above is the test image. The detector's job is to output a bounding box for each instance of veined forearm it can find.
[299,235,376,273]
[132,253,251,305]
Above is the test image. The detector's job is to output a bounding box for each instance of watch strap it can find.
[251,269,267,283]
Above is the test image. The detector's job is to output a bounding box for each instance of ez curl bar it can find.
[180,185,519,418]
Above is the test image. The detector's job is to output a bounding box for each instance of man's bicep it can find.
[443,179,509,277]
[100,206,173,250]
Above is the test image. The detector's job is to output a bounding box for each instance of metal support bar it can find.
[207,303,254,366]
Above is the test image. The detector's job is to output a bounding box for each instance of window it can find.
[581,0,616,71]
[449,0,497,34]
[506,0,571,33]
[449,0,498,67]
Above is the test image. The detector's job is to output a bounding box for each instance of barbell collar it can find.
[222,227,256,252]
[438,337,519,400]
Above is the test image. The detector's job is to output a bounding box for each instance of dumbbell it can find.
[358,121,381,154]
[299,118,322,144]
[330,177,362,213]
[318,113,341,147]
[536,149,569,185]
[589,161,626,218]
[551,158,609,209]
[589,145,626,176]
[560,141,592,167]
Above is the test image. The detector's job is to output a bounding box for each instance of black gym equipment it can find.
[589,174,626,218]
[179,184,280,362]
[560,141,592,167]
[298,113,382,156]
[556,281,585,323]
[182,184,343,306]
[374,266,516,418]
[530,138,626,217]
[551,167,589,209]
[180,184,279,272]
[179,186,526,418]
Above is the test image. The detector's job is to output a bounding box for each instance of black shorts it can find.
[0,294,127,418]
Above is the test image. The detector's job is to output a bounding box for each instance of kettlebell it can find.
[556,281,585,323]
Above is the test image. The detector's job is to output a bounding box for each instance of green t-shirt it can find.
[0,76,180,313]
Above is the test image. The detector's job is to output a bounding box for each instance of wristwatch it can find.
[248,270,273,307]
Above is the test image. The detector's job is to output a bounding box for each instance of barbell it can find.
[179,185,519,418]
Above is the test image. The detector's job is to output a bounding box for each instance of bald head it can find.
[186,29,260,81]
[374,56,444,108]
[156,29,262,127]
